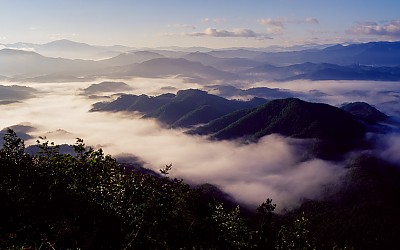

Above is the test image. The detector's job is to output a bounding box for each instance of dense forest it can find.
[1,129,400,249]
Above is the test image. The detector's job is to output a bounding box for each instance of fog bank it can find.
[1,78,399,210]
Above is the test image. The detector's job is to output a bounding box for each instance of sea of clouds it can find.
[0,78,399,210]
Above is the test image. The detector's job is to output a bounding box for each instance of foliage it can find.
[276,212,316,250]
[0,130,263,249]
[0,130,394,249]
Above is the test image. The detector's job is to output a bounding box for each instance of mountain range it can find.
[91,89,267,128]
[92,89,392,159]
[1,40,400,82]
[2,39,134,60]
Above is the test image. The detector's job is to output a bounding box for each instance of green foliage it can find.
[1,130,390,249]
[0,130,266,249]
[212,203,250,249]
[276,212,316,250]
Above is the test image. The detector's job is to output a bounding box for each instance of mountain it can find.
[284,64,400,81]
[254,41,400,66]
[101,51,165,66]
[110,58,238,82]
[81,81,132,95]
[211,57,262,72]
[91,89,267,128]
[204,85,295,99]
[91,93,176,114]
[3,40,400,82]
[194,98,365,143]
[294,154,400,250]
[0,124,35,142]
[182,52,224,66]
[208,49,264,59]
[4,39,135,60]
[341,102,389,123]
[244,62,400,81]
[145,89,267,127]
[182,52,262,72]
[191,108,254,136]
[0,84,37,103]
[0,49,105,78]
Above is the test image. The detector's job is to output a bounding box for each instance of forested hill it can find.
[1,129,400,249]
[91,89,267,128]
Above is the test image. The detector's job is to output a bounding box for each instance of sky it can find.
[1,0,400,48]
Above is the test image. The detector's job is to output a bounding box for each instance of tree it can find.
[276,212,316,250]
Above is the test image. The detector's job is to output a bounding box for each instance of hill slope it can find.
[91,89,267,128]
[341,102,389,123]
[192,98,366,145]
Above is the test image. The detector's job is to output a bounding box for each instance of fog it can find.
[252,80,400,116]
[1,78,399,210]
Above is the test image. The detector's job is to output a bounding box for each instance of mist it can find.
[252,80,400,116]
[1,78,399,210]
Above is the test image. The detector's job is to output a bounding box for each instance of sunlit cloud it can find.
[188,28,271,39]
[304,17,319,24]
[257,17,287,28]
[348,20,400,37]
[258,17,319,27]
[201,17,226,24]
[169,23,196,30]
[257,17,319,35]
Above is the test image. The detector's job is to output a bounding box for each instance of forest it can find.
[1,129,399,249]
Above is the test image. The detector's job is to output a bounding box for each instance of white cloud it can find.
[257,17,319,35]
[201,17,226,24]
[258,17,286,28]
[348,20,400,37]
[0,79,351,211]
[188,28,271,39]
[304,17,319,24]
[170,24,196,30]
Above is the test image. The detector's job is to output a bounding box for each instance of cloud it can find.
[348,20,400,37]
[4,78,400,212]
[170,24,196,30]
[6,47,36,52]
[0,79,350,211]
[258,17,319,27]
[258,18,286,28]
[188,28,271,39]
[201,18,226,24]
[373,133,400,164]
[304,17,319,24]
[257,17,319,35]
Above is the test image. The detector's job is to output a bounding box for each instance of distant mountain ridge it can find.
[254,41,400,66]
[2,40,400,82]
[3,39,135,60]
[243,62,400,81]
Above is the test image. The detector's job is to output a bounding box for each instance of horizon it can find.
[1,0,400,48]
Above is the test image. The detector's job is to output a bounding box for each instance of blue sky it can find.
[1,0,399,48]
